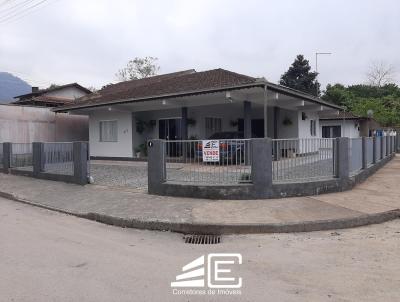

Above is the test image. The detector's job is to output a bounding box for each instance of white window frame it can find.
[310,119,317,136]
[99,120,118,142]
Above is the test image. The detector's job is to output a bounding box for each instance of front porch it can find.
[79,85,339,159]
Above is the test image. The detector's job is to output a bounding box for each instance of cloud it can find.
[0,0,399,89]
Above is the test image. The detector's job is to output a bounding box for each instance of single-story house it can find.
[319,111,380,138]
[55,68,342,159]
[12,83,91,107]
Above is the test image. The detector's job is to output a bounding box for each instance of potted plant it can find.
[136,120,146,134]
[283,117,293,126]
[148,120,156,129]
[134,146,142,158]
[230,119,239,127]
[187,118,196,127]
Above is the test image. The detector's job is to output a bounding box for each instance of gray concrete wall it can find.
[148,136,396,200]
[0,105,88,143]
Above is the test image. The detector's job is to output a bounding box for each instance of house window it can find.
[205,117,222,137]
[310,120,317,136]
[99,120,118,142]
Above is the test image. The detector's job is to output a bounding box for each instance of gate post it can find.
[251,138,272,197]
[32,142,45,177]
[2,142,12,173]
[336,137,350,180]
[372,136,377,164]
[147,139,165,194]
[73,142,88,185]
[362,137,368,170]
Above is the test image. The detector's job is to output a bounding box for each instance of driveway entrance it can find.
[89,160,148,190]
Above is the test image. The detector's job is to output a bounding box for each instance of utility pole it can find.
[315,52,332,75]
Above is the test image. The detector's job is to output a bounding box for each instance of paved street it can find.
[1,197,399,302]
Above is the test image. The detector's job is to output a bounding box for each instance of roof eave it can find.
[54,82,266,112]
[55,80,342,113]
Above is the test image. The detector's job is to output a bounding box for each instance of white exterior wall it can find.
[319,120,360,138]
[298,111,320,139]
[87,105,332,158]
[89,110,133,157]
[132,104,275,150]
[46,87,87,100]
[277,109,299,138]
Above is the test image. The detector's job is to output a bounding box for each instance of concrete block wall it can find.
[148,136,396,199]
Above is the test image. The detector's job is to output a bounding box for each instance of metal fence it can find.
[350,138,363,175]
[366,137,374,167]
[10,143,33,169]
[163,139,251,184]
[272,138,335,182]
[43,142,74,175]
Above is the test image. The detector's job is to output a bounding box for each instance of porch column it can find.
[181,107,188,140]
[273,107,280,139]
[263,85,268,138]
[181,107,188,161]
[243,101,251,138]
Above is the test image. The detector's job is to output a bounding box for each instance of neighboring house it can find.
[12,83,91,107]
[55,68,342,159]
[319,111,380,138]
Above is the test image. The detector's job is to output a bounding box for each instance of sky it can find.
[0,0,399,90]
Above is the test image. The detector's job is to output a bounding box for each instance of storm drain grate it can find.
[183,234,222,244]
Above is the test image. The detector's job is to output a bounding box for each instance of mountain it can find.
[0,72,31,103]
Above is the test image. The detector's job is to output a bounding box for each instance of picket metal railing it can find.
[10,143,33,169]
[272,138,336,182]
[163,139,251,184]
[43,142,74,175]
[350,138,363,175]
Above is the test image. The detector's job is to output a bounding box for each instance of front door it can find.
[159,118,182,140]
[159,118,182,157]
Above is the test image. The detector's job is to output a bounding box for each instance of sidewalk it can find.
[0,156,399,234]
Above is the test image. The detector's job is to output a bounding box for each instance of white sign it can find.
[171,253,242,296]
[202,140,220,162]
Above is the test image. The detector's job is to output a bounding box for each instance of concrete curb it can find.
[1,190,399,235]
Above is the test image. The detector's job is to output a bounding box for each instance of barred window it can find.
[100,120,118,142]
[205,117,222,137]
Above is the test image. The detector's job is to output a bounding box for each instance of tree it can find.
[280,54,320,96]
[116,57,160,81]
[87,86,98,93]
[322,84,351,107]
[321,83,400,127]
[366,61,396,87]
[48,83,59,89]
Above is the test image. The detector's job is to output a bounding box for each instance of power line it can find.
[0,0,49,24]
[0,0,15,8]
[0,0,36,16]
[0,0,47,23]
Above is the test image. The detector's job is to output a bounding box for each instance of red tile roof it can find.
[12,95,75,107]
[319,111,363,120]
[57,69,259,110]
[15,83,91,98]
